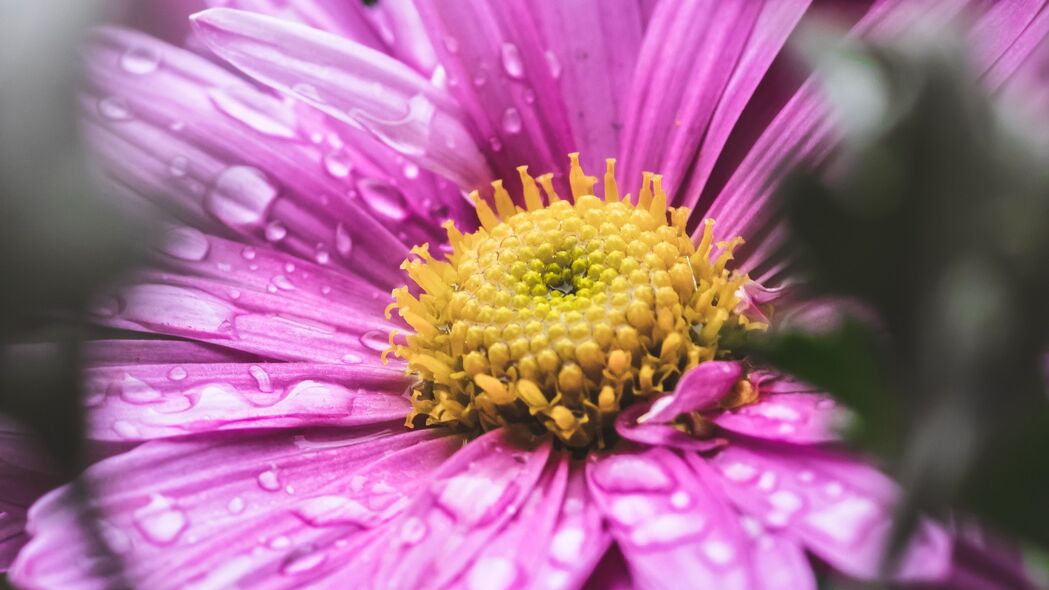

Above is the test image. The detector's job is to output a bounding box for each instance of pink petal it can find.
[0,429,61,572]
[640,361,742,422]
[531,0,645,176]
[714,393,849,444]
[621,0,810,205]
[84,338,260,366]
[587,446,816,589]
[707,441,953,582]
[191,8,491,189]
[84,27,421,288]
[83,362,409,441]
[617,403,728,452]
[91,233,402,364]
[315,430,553,589]
[11,427,461,589]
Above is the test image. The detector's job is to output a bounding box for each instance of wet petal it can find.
[83,362,409,441]
[714,393,850,444]
[0,429,61,572]
[84,27,426,288]
[641,361,742,422]
[587,447,817,589]
[707,441,952,582]
[617,403,728,452]
[91,233,401,364]
[11,427,461,589]
[191,8,491,189]
[84,338,260,366]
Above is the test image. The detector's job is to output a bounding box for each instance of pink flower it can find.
[6,1,1046,588]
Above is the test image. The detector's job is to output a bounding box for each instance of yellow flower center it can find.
[385,154,763,449]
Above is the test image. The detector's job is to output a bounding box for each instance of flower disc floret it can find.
[386,154,762,449]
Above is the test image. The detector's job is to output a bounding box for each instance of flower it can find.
[5,1,1046,589]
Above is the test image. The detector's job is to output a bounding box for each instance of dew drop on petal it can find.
[227,496,246,515]
[334,223,353,257]
[293,495,378,527]
[133,494,188,545]
[271,275,295,291]
[550,527,584,565]
[349,94,434,158]
[500,42,524,79]
[168,156,189,178]
[501,107,522,135]
[98,96,132,121]
[360,330,389,352]
[282,550,327,575]
[702,540,736,565]
[159,227,210,261]
[206,166,279,231]
[268,535,291,549]
[545,50,562,79]
[341,353,363,364]
[488,136,503,152]
[248,365,273,393]
[167,366,188,382]
[209,87,298,139]
[670,491,692,510]
[403,162,420,179]
[257,468,281,491]
[630,513,707,547]
[467,556,518,590]
[323,151,353,179]
[112,420,141,439]
[592,455,674,493]
[314,246,330,265]
[241,246,257,260]
[121,45,162,75]
[357,179,408,221]
[399,516,427,545]
[120,374,163,404]
[265,221,287,242]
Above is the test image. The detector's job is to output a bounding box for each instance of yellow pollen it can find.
[387,153,760,449]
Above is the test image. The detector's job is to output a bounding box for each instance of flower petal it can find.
[84,338,260,366]
[0,429,60,572]
[714,393,849,444]
[91,233,401,364]
[191,8,491,189]
[11,427,461,589]
[707,441,952,582]
[84,26,425,288]
[641,361,742,422]
[621,0,810,205]
[587,446,816,589]
[83,362,409,441]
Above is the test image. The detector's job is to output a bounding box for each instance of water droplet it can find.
[501,107,522,135]
[545,50,562,79]
[282,549,326,575]
[719,462,757,483]
[349,94,435,158]
[756,471,778,492]
[98,96,132,121]
[265,220,288,242]
[323,151,352,179]
[270,275,295,291]
[443,36,460,53]
[209,87,298,138]
[227,496,246,515]
[257,468,281,491]
[399,516,427,545]
[248,365,273,393]
[501,42,525,79]
[241,246,257,260]
[206,166,279,231]
[805,497,878,543]
[592,455,674,493]
[112,420,141,439]
[293,495,378,527]
[357,179,408,221]
[169,120,185,132]
[268,535,291,549]
[768,490,803,513]
[824,482,844,497]
[169,156,189,178]
[314,246,330,265]
[523,89,536,104]
[403,162,420,179]
[473,68,488,87]
[284,262,296,273]
[341,353,363,364]
[119,374,163,404]
[751,403,801,422]
[670,491,692,509]
[360,330,389,352]
[159,227,210,261]
[488,136,503,152]
[551,527,584,564]
[816,399,836,410]
[702,540,736,565]
[630,513,707,546]
[121,45,162,75]
[133,494,188,545]
[167,366,188,381]
[334,223,354,258]
[798,470,815,483]
[467,556,518,590]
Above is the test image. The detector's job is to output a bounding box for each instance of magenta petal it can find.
[84,27,415,287]
[707,441,952,582]
[91,234,402,364]
[587,447,816,589]
[84,362,409,441]
[714,393,849,444]
[617,403,728,452]
[11,427,461,589]
[640,361,742,422]
[0,430,61,572]
[191,8,491,189]
[84,338,259,365]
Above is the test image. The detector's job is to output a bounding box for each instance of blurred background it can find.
[1,1,1049,589]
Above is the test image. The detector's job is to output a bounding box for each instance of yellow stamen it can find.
[386,154,760,449]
